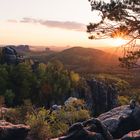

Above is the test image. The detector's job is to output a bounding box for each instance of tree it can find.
[87,0,140,68]
[4,89,15,106]
[40,60,71,107]
[10,63,35,105]
[0,65,9,94]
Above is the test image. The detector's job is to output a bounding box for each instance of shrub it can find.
[26,99,90,139]
[118,96,130,105]
[26,108,52,140]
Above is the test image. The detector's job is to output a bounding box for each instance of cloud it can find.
[20,17,86,32]
[7,19,18,23]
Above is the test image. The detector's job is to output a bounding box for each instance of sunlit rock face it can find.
[0,120,30,140]
[86,79,118,115]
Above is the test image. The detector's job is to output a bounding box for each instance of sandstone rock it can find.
[87,79,118,115]
[64,97,78,106]
[0,120,30,140]
[121,129,140,140]
[52,119,113,140]
[53,105,140,140]
[1,46,23,65]
[98,105,140,138]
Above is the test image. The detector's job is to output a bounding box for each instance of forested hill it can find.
[0,45,120,73]
[45,47,119,73]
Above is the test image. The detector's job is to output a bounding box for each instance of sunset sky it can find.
[0,0,138,48]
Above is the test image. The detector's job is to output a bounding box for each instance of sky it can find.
[0,0,131,48]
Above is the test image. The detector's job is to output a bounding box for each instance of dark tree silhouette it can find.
[87,0,140,68]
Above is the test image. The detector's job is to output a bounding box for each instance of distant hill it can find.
[0,45,120,73]
[46,47,120,73]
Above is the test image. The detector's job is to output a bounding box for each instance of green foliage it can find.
[0,60,81,107]
[118,96,130,106]
[26,108,52,140]
[126,88,140,103]
[4,99,90,139]
[4,108,22,124]
[4,100,33,124]
[25,100,90,139]
[0,65,9,94]
[95,74,130,92]
[57,99,90,126]
[10,63,35,104]
[88,0,140,68]
[4,89,15,106]
[70,71,80,87]
[40,60,72,106]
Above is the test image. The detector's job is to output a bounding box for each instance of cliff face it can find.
[79,79,118,116]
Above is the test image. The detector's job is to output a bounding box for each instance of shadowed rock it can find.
[87,79,118,115]
[52,104,140,140]
[53,119,113,140]
[0,120,30,140]
[98,105,140,138]
[1,46,24,65]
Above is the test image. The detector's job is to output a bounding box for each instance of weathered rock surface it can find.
[53,104,140,140]
[52,118,113,140]
[0,120,30,140]
[98,105,140,138]
[121,130,140,140]
[87,79,118,115]
[1,46,24,65]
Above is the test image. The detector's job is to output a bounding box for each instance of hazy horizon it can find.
[0,0,140,48]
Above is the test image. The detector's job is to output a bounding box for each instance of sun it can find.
[112,38,128,46]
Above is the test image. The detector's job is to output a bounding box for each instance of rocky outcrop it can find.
[1,46,23,64]
[0,120,30,140]
[52,119,112,140]
[98,105,140,138]
[53,104,140,140]
[87,79,118,115]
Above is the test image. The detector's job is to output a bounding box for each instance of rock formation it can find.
[98,105,140,138]
[86,79,118,115]
[0,120,30,140]
[1,46,23,65]
[53,104,140,140]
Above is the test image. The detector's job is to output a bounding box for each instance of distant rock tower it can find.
[1,46,23,65]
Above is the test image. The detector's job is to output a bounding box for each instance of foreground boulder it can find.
[52,104,140,140]
[0,120,30,140]
[52,118,113,140]
[98,105,140,138]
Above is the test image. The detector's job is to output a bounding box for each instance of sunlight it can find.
[112,38,128,47]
